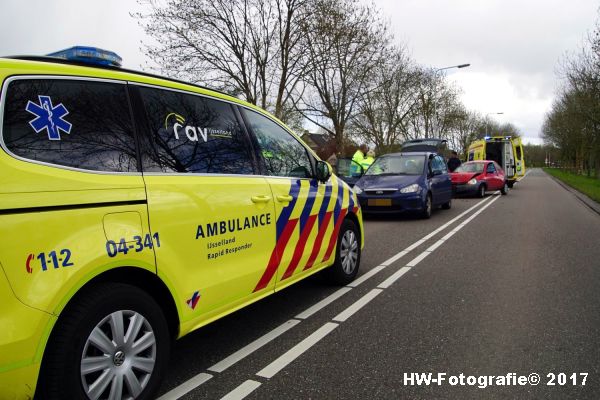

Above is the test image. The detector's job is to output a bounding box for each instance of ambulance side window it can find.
[137,86,255,175]
[2,79,138,172]
[468,151,474,161]
[242,109,313,178]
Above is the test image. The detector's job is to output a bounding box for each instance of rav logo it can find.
[164,113,232,142]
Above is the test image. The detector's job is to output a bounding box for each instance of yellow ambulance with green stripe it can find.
[0,47,363,399]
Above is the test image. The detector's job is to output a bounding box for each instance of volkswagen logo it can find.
[113,350,126,367]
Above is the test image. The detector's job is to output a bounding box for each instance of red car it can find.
[450,160,508,197]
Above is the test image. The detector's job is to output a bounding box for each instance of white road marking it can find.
[441,229,459,241]
[406,251,432,267]
[219,380,262,400]
[376,196,494,268]
[377,267,411,289]
[295,288,352,320]
[346,265,386,287]
[425,239,445,252]
[256,322,339,379]
[379,251,408,267]
[208,319,301,373]
[404,194,501,270]
[332,289,384,322]
[155,373,213,400]
[402,239,426,253]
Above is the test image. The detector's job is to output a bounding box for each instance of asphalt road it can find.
[156,168,600,400]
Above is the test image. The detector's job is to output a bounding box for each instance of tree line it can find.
[136,0,521,159]
[543,11,600,178]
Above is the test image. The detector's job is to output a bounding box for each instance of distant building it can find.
[300,132,334,158]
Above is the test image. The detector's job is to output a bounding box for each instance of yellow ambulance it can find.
[0,47,363,399]
[466,136,526,187]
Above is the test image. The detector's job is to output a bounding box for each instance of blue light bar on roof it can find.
[47,46,122,67]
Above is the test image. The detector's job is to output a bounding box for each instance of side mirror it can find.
[316,160,332,183]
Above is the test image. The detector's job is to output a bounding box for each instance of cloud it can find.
[0,0,147,69]
[374,0,599,138]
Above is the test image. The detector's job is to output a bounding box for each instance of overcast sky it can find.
[1,0,598,144]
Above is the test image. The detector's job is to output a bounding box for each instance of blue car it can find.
[353,149,452,219]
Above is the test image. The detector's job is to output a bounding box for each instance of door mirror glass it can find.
[316,160,332,182]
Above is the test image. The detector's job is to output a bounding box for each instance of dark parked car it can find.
[353,149,452,219]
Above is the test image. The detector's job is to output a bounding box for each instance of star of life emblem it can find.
[25,95,72,140]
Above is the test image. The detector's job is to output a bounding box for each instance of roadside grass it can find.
[543,168,600,203]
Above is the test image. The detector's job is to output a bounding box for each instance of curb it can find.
[543,170,600,217]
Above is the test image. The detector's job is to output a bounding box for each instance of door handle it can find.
[276,195,293,203]
[251,195,271,204]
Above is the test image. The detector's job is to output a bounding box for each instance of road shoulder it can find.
[543,169,600,216]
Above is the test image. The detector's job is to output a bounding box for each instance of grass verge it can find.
[543,168,600,203]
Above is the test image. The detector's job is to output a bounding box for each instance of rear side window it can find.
[137,86,254,174]
[516,145,523,160]
[2,79,138,172]
[486,163,496,173]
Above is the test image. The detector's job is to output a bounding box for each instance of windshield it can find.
[455,163,485,173]
[365,155,425,176]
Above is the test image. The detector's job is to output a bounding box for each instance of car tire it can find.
[327,218,361,285]
[441,198,452,210]
[501,181,509,195]
[37,283,170,400]
[421,193,432,219]
[477,184,486,198]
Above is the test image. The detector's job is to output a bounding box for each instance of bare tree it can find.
[135,0,308,121]
[445,108,481,157]
[405,68,462,140]
[350,47,421,153]
[296,0,390,150]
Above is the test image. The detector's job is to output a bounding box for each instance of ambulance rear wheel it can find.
[501,182,509,195]
[507,181,514,188]
[327,218,361,285]
[38,283,170,400]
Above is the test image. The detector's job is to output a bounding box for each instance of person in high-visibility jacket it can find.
[351,144,368,176]
[361,149,375,171]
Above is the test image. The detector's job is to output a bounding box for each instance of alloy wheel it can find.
[339,230,359,275]
[80,310,156,400]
